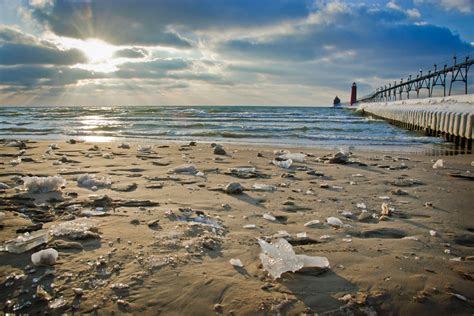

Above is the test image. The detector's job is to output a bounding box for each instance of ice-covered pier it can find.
[357,95,474,150]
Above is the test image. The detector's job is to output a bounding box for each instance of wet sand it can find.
[0,140,473,315]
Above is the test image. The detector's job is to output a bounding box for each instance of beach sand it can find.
[0,139,473,315]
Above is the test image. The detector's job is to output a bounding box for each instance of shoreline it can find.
[0,136,461,155]
[1,140,473,314]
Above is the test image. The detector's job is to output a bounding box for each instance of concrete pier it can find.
[356,95,474,151]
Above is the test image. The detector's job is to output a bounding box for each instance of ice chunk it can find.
[22,176,66,193]
[279,153,306,163]
[31,248,58,266]
[402,236,419,241]
[429,230,437,237]
[432,159,444,169]
[228,167,256,173]
[273,149,290,155]
[5,231,49,253]
[340,211,353,218]
[252,183,276,192]
[263,213,277,222]
[81,210,107,217]
[273,230,291,238]
[229,258,244,268]
[296,232,307,238]
[243,224,257,229]
[118,143,130,149]
[326,217,343,227]
[6,140,25,147]
[168,164,198,174]
[258,238,329,279]
[272,159,292,169]
[77,174,111,189]
[50,219,100,239]
[258,238,303,279]
[356,202,367,209]
[137,145,153,153]
[304,220,321,227]
[295,254,330,272]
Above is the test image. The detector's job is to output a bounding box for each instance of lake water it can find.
[0,106,447,151]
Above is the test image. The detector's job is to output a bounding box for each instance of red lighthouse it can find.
[350,82,357,105]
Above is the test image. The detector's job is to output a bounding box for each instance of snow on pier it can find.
[357,95,474,149]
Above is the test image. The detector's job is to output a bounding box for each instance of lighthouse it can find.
[350,82,357,105]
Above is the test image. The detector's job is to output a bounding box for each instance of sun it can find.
[77,39,116,63]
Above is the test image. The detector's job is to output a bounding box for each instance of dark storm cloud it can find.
[0,65,99,87]
[0,26,87,65]
[29,0,312,46]
[0,43,87,65]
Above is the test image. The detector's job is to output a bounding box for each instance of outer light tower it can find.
[350,82,357,105]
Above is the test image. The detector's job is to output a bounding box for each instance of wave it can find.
[0,106,442,147]
[0,127,56,133]
[82,125,128,131]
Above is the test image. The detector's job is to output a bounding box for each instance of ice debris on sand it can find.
[50,219,100,239]
[118,143,130,149]
[77,174,111,189]
[304,220,321,227]
[258,238,329,279]
[226,167,258,178]
[22,176,67,193]
[229,258,244,268]
[263,213,277,222]
[168,164,199,175]
[5,231,49,254]
[31,248,58,266]
[432,159,444,169]
[137,145,153,153]
[252,183,276,192]
[279,153,306,163]
[326,217,344,227]
[273,159,292,169]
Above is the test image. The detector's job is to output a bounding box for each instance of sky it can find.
[0,0,473,106]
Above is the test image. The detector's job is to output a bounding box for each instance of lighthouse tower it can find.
[350,82,357,105]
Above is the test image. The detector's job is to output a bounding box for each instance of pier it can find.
[354,55,473,150]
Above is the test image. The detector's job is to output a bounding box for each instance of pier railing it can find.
[358,55,473,103]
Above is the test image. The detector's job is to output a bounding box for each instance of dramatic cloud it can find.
[0,0,473,105]
[0,26,86,65]
[28,0,312,47]
[0,65,98,87]
[217,2,472,74]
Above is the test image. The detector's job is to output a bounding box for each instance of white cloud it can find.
[28,0,53,9]
[387,1,402,11]
[387,1,422,19]
[407,8,422,18]
[415,0,473,13]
